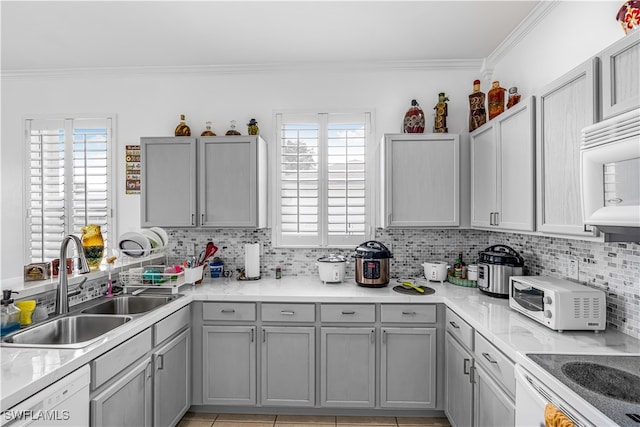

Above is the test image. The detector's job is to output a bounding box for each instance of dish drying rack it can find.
[120,265,186,294]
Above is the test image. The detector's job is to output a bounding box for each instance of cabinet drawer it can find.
[203,302,256,321]
[91,328,152,389]
[320,304,375,323]
[262,303,315,322]
[446,308,473,350]
[381,304,436,323]
[154,305,190,345]
[474,331,515,397]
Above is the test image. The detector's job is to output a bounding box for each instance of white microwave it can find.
[509,276,606,332]
[580,107,640,242]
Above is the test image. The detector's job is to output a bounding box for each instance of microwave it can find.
[509,276,606,332]
[580,107,640,242]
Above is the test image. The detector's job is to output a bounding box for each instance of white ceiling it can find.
[1,1,540,72]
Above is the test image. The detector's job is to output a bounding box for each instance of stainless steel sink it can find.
[81,295,179,315]
[1,314,132,348]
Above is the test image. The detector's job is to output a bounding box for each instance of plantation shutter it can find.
[275,112,370,247]
[26,117,113,263]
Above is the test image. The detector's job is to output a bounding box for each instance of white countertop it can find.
[2,276,639,413]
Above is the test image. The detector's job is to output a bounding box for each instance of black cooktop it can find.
[527,353,640,427]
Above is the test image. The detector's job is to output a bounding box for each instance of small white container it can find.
[184,265,204,284]
[467,264,478,281]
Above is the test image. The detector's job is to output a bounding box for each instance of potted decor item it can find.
[81,224,104,270]
[403,99,425,133]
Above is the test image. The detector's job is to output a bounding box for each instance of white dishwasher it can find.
[1,365,90,427]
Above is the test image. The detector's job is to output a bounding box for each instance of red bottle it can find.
[488,81,506,120]
[403,99,425,133]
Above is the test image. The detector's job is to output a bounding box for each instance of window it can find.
[274,112,373,247]
[25,116,114,263]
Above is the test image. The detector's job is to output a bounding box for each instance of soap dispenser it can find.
[1,290,21,337]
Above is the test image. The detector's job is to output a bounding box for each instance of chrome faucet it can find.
[55,235,91,315]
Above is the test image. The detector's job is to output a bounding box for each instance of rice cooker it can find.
[477,244,524,298]
[422,261,449,282]
[353,241,393,287]
[316,254,347,283]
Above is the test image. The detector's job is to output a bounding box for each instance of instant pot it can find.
[352,241,393,287]
[477,244,524,298]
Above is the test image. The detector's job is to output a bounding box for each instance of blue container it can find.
[209,262,224,278]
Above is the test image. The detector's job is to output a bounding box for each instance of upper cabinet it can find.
[470,97,535,231]
[381,133,460,227]
[141,136,267,228]
[600,33,640,120]
[535,58,599,237]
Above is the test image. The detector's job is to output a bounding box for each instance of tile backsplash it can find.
[167,228,639,339]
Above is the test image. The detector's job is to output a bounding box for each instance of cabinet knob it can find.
[449,321,460,329]
[543,296,552,305]
[544,310,552,319]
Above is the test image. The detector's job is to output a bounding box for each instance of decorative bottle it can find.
[468,79,487,131]
[175,114,191,136]
[1,290,21,337]
[247,118,260,135]
[506,87,521,109]
[488,81,506,120]
[403,99,425,133]
[201,121,216,136]
[225,120,241,136]
[81,224,104,270]
[433,92,449,133]
[454,252,466,278]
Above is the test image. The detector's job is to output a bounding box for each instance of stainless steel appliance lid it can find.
[353,241,393,259]
[478,244,524,266]
[317,254,346,263]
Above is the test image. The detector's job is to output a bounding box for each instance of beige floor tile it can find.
[276,415,336,424]
[275,424,335,427]
[336,416,397,426]
[213,422,275,427]
[216,414,276,423]
[178,420,215,427]
[396,418,450,427]
[183,412,219,421]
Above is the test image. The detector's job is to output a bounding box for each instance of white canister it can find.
[422,261,449,282]
[316,254,347,283]
[467,264,478,281]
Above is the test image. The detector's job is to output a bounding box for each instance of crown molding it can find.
[1,59,484,80]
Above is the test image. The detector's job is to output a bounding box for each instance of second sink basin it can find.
[82,295,179,315]
[2,315,131,348]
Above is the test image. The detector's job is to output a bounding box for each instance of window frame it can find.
[22,114,117,265]
[272,109,375,248]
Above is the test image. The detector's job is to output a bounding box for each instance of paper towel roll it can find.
[244,243,260,278]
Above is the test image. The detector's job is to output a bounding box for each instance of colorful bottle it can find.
[488,81,506,120]
[247,118,260,135]
[201,121,216,136]
[175,114,191,136]
[506,87,521,109]
[454,252,466,278]
[433,92,449,133]
[403,99,425,133]
[1,290,21,337]
[81,224,104,270]
[468,79,487,131]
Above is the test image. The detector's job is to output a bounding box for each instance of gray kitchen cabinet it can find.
[473,363,515,427]
[141,137,197,227]
[380,327,436,408]
[320,327,376,408]
[444,332,473,427]
[153,328,191,427]
[382,133,460,227]
[90,357,153,427]
[202,325,257,405]
[536,58,599,237]
[199,136,267,228]
[470,97,535,231]
[260,326,315,407]
[600,33,640,120]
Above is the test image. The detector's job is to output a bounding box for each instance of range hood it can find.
[580,108,640,242]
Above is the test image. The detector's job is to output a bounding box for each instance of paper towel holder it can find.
[236,268,261,281]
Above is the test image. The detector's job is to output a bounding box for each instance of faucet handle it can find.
[77,255,91,274]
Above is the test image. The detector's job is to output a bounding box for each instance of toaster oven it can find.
[509,276,606,332]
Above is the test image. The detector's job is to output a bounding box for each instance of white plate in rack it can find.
[118,232,151,257]
[140,229,164,249]
[150,227,169,247]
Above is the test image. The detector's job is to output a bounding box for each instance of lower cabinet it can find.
[320,327,376,408]
[261,326,315,407]
[444,333,473,427]
[380,327,436,408]
[90,357,153,427]
[474,364,515,427]
[153,328,191,427]
[202,325,257,405]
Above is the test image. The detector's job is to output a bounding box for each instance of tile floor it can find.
[178,413,451,427]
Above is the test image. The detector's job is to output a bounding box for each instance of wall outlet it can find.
[568,258,579,280]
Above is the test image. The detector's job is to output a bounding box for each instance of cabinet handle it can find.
[191,214,195,226]
[342,310,356,315]
[201,214,205,224]
[494,212,499,226]
[402,311,416,315]
[482,352,498,364]
[469,366,476,384]
[371,329,375,344]
[463,358,470,375]
[156,354,164,371]
[221,309,236,313]
[449,321,460,329]
[280,310,295,315]
[382,330,387,344]
[146,363,152,379]
[250,329,254,342]
[262,329,266,342]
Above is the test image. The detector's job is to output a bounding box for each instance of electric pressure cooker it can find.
[352,241,393,287]
[477,244,524,298]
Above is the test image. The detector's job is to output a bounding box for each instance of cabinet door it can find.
[470,125,497,228]
[495,97,535,231]
[199,136,259,227]
[141,137,197,227]
[601,34,640,120]
[153,329,190,427]
[445,333,474,427]
[261,326,315,407]
[320,327,375,408]
[536,58,598,236]
[91,357,153,427]
[380,327,436,409]
[383,134,459,227]
[473,364,515,427]
[202,326,256,405]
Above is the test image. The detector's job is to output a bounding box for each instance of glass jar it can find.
[488,81,506,120]
[247,118,260,135]
[201,121,216,136]
[81,224,104,270]
[506,87,521,109]
[175,114,191,136]
[225,120,241,136]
